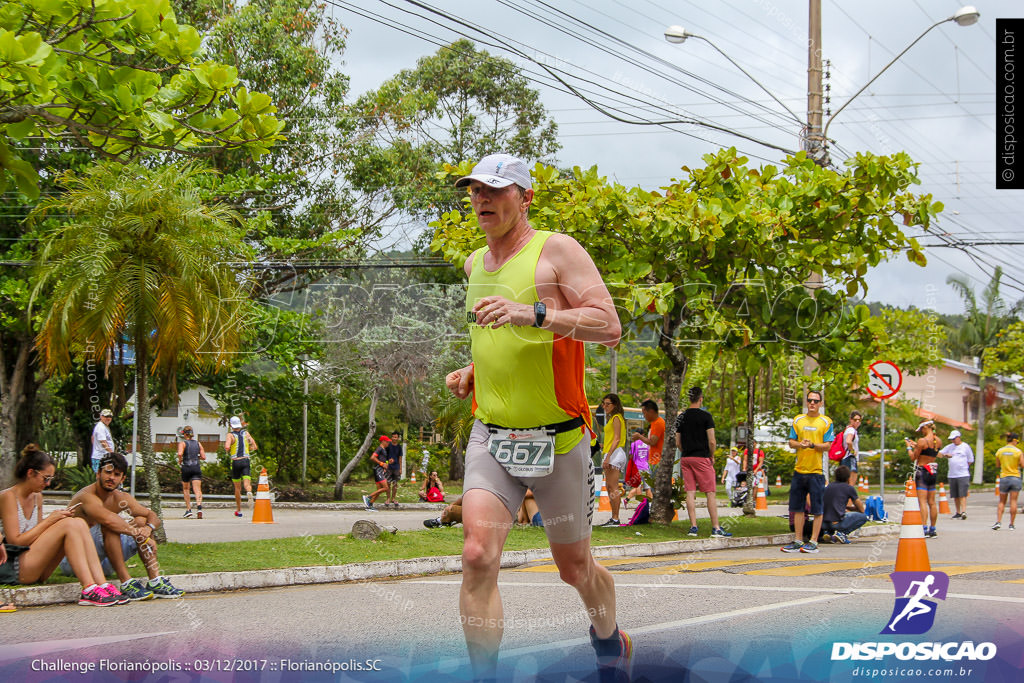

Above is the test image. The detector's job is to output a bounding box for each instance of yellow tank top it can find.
[603,414,625,454]
[467,231,590,454]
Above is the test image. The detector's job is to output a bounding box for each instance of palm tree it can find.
[30,161,250,539]
[946,267,1013,484]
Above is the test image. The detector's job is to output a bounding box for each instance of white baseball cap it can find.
[455,153,533,191]
[949,430,961,440]
[230,416,242,429]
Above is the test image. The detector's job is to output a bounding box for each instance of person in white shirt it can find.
[722,448,742,500]
[91,409,115,472]
[938,429,974,519]
[840,412,862,487]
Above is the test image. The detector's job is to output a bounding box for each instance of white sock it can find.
[84,584,98,592]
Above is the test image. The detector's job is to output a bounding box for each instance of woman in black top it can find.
[177,426,207,519]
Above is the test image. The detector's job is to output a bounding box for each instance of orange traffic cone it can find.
[938,483,951,514]
[859,477,870,495]
[775,475,782,488]
[595,475,611,512]
[410,470,417,484]
[755,478,768,511]
[252,467,275,524]
[995,477,1001,497]
[894,479,930,572]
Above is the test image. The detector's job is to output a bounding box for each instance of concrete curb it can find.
[3,524,899,608]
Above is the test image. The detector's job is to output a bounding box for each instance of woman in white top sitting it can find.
[0,445,125,606]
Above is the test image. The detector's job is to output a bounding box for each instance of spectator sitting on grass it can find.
[419,471,446,502]
[0,445,127,607]
[424,496,463,528]
[62,452,185,601]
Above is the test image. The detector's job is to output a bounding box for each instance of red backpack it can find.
[828,432,846,461]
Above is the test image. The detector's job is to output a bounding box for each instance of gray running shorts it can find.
[463,420,595,544]
[948,476,970,499]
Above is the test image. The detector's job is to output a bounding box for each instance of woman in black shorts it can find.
[177,426,206,518]
[906,420,942,538]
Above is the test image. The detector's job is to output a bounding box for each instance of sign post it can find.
[866,361,903,498]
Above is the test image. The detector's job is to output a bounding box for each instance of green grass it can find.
[147,515,793,576]
[4,514,794,589]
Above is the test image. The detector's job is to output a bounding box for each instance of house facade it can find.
[898,358,1018,429]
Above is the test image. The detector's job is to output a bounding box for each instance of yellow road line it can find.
[515,557,791,574]
[745,561,892,577]
[859,564,1024,580]
[618,558,798,575]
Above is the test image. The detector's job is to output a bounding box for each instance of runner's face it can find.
[469,181,530,236]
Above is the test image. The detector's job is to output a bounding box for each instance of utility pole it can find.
[805,0,825,163]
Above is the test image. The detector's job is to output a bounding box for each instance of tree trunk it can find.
[136,344,166,543]
[335,385,380,500]
[742,374,758,516]
[651,313,688,524]
[972,376,986,485]
[448,440,465,481]
[0,336,31,488]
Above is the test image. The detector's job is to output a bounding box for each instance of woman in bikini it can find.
[906,420,943,538]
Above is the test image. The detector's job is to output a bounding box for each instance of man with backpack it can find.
[833,411,862,487]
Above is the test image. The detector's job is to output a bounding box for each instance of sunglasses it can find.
[39,473,55,484]
[806,398,821,404]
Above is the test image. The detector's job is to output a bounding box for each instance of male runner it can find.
[445,153,625,679]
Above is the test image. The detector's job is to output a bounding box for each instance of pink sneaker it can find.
[99,583,129,605]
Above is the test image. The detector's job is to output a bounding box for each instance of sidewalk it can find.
[6,500,900,608]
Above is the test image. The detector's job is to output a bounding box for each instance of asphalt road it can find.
[4,493,1021,682]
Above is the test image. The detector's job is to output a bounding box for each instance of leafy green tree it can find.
[0,0,283,198]
[982,319,1024,380]
[350,39,559,230]
[433,148,941,523]
[28,161,250,534]
[175,0,379,295]
[946,267,1016,483]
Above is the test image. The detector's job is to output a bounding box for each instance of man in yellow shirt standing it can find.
[992,432,1023,531]
[782,390,834,554]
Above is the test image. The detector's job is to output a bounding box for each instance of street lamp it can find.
[664,25,804,127]
[821,6,980,145]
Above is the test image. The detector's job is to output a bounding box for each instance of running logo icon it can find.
[881,571,949,635]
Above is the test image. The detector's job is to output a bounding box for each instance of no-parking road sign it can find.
[866,360,902,399]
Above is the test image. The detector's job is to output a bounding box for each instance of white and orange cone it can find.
[410,470,417,485]
[775,475,782,488]
[859,477,870,495]
[995,477,1001,497]
[252,468,275,524]
[938,483,951,514]
[894,479,930,572]
[595,475,611,512]
[755,478,768,511]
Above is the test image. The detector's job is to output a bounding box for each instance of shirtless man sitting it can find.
[62,452,185,600]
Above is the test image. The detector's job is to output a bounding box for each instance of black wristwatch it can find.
[532,301,547,328]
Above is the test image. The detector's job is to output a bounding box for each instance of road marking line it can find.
[745,560,892,576]
[407,579,1024,603]
[0,632,178,663]
[859,563,1024,580]
[498,594,837,661]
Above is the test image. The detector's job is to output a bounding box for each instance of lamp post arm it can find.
[823,17,948,142]
[692,34,805,127]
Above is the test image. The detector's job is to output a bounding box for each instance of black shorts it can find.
[231,458,252,481]
[181,466,202,483]
[373,466,388,483]
[915,466,937,491]
[789,472,826,515]
[385,469,400,484]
